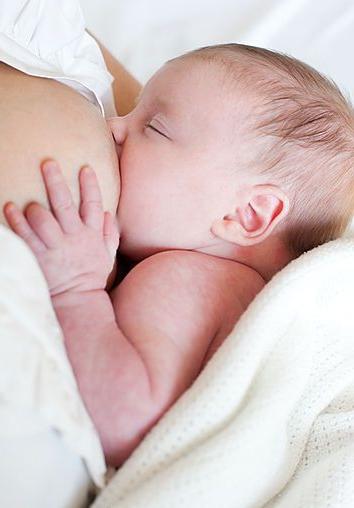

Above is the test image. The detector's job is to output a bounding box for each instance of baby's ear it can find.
[211,185,290,246]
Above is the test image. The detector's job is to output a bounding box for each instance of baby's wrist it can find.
[51,288,106,310]
[51,289,117,356]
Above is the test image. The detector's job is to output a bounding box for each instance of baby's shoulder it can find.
[116,249,265,313]
[139,250,266,368]
[199,254,265,318]
[111,250,266,370]
[157,250,265,296]
[196,256,265,368]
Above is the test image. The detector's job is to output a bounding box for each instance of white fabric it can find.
[93,238,354,508]
[0,226,106,506]
[0,0,116,117]
[81,0,354,100]
[0,425,93,508]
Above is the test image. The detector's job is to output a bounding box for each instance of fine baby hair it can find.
[174,43,354,257]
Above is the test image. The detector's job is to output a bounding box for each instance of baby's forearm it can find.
[52,290,157,466]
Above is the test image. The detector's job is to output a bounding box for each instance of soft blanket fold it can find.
[94,238,354,508]
[0,226,106,499]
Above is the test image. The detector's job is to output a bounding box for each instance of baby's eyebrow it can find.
[135,90,172,114]
[154,97,171,112]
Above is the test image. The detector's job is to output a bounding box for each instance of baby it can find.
[5,44,354,468]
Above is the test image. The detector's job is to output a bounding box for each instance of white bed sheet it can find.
[80,0,354,102]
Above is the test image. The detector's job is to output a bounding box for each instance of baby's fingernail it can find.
[82,166,93,175]
[42,160,58,173]
[4,202,15,213]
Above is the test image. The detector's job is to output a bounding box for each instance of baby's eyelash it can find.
[145,123,169,139]
[145,123,160,134]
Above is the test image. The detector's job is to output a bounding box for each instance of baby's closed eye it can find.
[144,119,171,139]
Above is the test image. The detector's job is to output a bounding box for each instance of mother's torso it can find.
[0,63,119,225]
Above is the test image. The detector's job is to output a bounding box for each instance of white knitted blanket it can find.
[94,237,354,508]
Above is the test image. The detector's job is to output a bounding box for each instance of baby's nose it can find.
[107,116,128,146]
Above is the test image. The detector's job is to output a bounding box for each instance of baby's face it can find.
[109,58,252,260]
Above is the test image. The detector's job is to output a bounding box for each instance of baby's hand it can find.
[4,160,119,296]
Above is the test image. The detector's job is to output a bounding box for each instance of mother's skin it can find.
[0,62,120,224]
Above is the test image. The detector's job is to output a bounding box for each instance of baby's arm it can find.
[4,161,223,467]
[54,250,222,467]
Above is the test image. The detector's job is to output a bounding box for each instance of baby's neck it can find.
[198,235,293,283]
[120,237,293,284]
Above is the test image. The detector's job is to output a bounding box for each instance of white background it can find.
[81,0,354,102]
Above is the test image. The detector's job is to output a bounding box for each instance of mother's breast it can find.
[0,63,120,225]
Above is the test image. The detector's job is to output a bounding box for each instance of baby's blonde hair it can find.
[176,44,354,257]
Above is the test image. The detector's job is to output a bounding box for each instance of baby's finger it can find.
[103,212,120,261]
[4,202,46,254]
[25,203,63,249]
[79,166,104,231]
[41,160,82,233]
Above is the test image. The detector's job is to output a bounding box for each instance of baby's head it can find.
[110,44,354,274]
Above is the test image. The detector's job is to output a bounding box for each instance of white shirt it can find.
[0,0,116,116]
